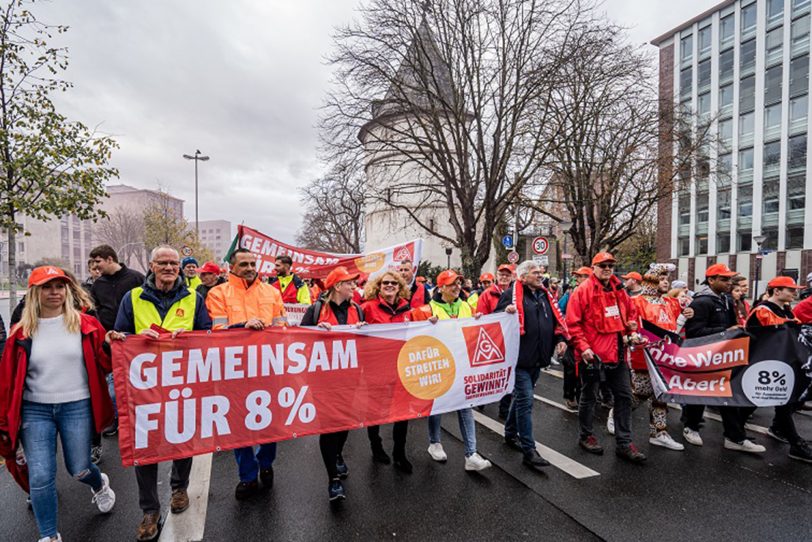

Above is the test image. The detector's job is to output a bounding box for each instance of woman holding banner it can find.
[411,269,492,472]
[300,266,366,502]
[745,277,812,463]
[0,266,116,542]
[361,271,414,473]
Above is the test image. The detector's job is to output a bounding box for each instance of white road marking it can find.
[543,368,564,379]
[535,394,579,413]
[472,410,600,479]
[161,453,213,542]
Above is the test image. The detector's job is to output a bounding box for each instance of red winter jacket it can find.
[565,274,638,365]
[361,296,412,324]
[477,284,506,315]
[795,296,812,324]
[0,313,114,451]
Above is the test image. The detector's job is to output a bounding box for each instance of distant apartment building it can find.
[194,220,233,260]
[653,0,812,289]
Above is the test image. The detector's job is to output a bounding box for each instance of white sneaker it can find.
[91,473,116,513]
[38,535,62,542]
[464,452,492,471]
[427,443,447,462]
[683,428,703,447]
[606,409,615,436]
[649,432,685,451]
[724,438,766,454]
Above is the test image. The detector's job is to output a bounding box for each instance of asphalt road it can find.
[1,369,811,541]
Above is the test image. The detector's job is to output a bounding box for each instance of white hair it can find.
[150,245,179,261]
[515,260,540,278]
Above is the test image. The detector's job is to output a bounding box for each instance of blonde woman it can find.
[0,266,116,542]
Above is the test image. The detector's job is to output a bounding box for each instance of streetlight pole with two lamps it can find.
[182,150,210,239]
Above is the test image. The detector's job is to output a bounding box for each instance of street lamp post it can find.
[445,247,452,269]
[559,220,573,283]
[753,234,767,302]
[182,150,210,239]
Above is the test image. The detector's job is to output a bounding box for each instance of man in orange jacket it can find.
[206,248,286,500]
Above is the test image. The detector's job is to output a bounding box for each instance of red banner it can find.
[112,314,520,466]
[236,225,423,279]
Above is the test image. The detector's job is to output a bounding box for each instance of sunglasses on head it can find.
[596,263,615,269]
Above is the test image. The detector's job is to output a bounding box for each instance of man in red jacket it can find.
[566,252,646,462]
[477,264,514,315]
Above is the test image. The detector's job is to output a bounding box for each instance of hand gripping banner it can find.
[112,313,519,466]
[234,224,423,280]
[641,321,812,407]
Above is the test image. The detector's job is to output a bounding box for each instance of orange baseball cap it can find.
[198,261,221,275]
[591,252,616,266]
[436,269,462,287]
[705,263,737,278]
[497,264,513,273]
[574,267,593,276]
[324,266,360,290]
[28,266,69,287]
[621,272,642,281]
[479,272,495,282]
[767,276,802,289]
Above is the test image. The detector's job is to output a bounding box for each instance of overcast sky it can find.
[35,0,711,243]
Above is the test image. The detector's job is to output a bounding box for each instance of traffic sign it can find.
[561,253,573,260]
[507,250,520,264]
[532,237,549,255]
[533,255,549,266]
[501,235,514,248]
[181,245,193,257]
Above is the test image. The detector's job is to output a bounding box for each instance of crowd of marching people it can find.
[0,243,811,542]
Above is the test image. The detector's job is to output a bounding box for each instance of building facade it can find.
[194,219,233,260]
[654,0,812,289]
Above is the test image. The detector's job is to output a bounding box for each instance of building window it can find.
[763,177,781,216]
[740,75,756,113]
[695,236,709,255]
[720,83,734,111]
[696,191,709,223]
[790,55,809,97]
[792,14,810,53]
[717,233,731,253]
[719,48,734,83]
[697,59,711,90]
[764,140,782,169]
[740,38,757,76]
[766,26,784,65]
[787,173,806,213]
[795,0,812,12]
[739,111,755,138]
[719,118,733,142]
[787,227,805,249]
[718,187,732,219]
[765,65,783,104]
[720,14,735,44]
[679,237,690,256]
[739,147,755,173]
[698,26,712,55]
[742,4,758,33]
[765,103,783,134]
[698,92,711,116]
[789,133,808,169]
[790,94,809,131]
[768,0,785,22]
[680,67,692,97]
[678,193,691,225]
[739,230,753,252]
[681,34,693,62]
[738,183,753,217]
[718,153,733,180]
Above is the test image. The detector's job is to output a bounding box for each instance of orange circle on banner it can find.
[354,252,386,273]
[397,335,456,400]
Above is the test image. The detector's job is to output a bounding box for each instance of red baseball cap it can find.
[591,252,616,266]
[768,276,802,289]
[28,266,69,288]
[198,262,221,275]
[497,264,513,273]
[574,266,593,276]
[324,266,360,290]
[621,272,642,281]
[479,272,495,282]
[436,269,462,287]
[705,263,737,278]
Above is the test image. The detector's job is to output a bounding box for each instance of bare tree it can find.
[322,0,591,277]
[296,160,364,253]
[143,189,214,263]
[521,22,711,260]
[95,206,147,271]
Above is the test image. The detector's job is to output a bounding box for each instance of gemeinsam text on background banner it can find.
[112,313,519,466]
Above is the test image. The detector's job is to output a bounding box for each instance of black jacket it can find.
[197,276,226,301]
[91,264,145,331]
[495,283,564,370]
[685,285,736,339]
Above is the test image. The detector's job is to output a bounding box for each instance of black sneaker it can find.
[259,467,274,489]
[371,446,391,465]
[234,480,260,500]
[503,434,523,451]
[335,454,349,479]
[392,455,413,474]
[102,420,118,438]
[522,449,551,470]
[789,441,812,463]
[328,479,346,501]
[616,443,647,464]
[767,427,790,444]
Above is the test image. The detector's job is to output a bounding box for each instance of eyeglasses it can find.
[596,263,615,269]
[154,261,180,268]
[481,281,493,285]
[381,280,399,286]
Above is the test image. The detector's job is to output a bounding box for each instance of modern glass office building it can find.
[653,0,812,289]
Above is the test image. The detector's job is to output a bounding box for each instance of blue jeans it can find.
[504,367,541,454]
[20,399,103,539]
[234,443,276,482]
[106,373,117,419]
[428,408,477,457]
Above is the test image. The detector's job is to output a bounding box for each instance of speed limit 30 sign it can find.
[532,237,549,255]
